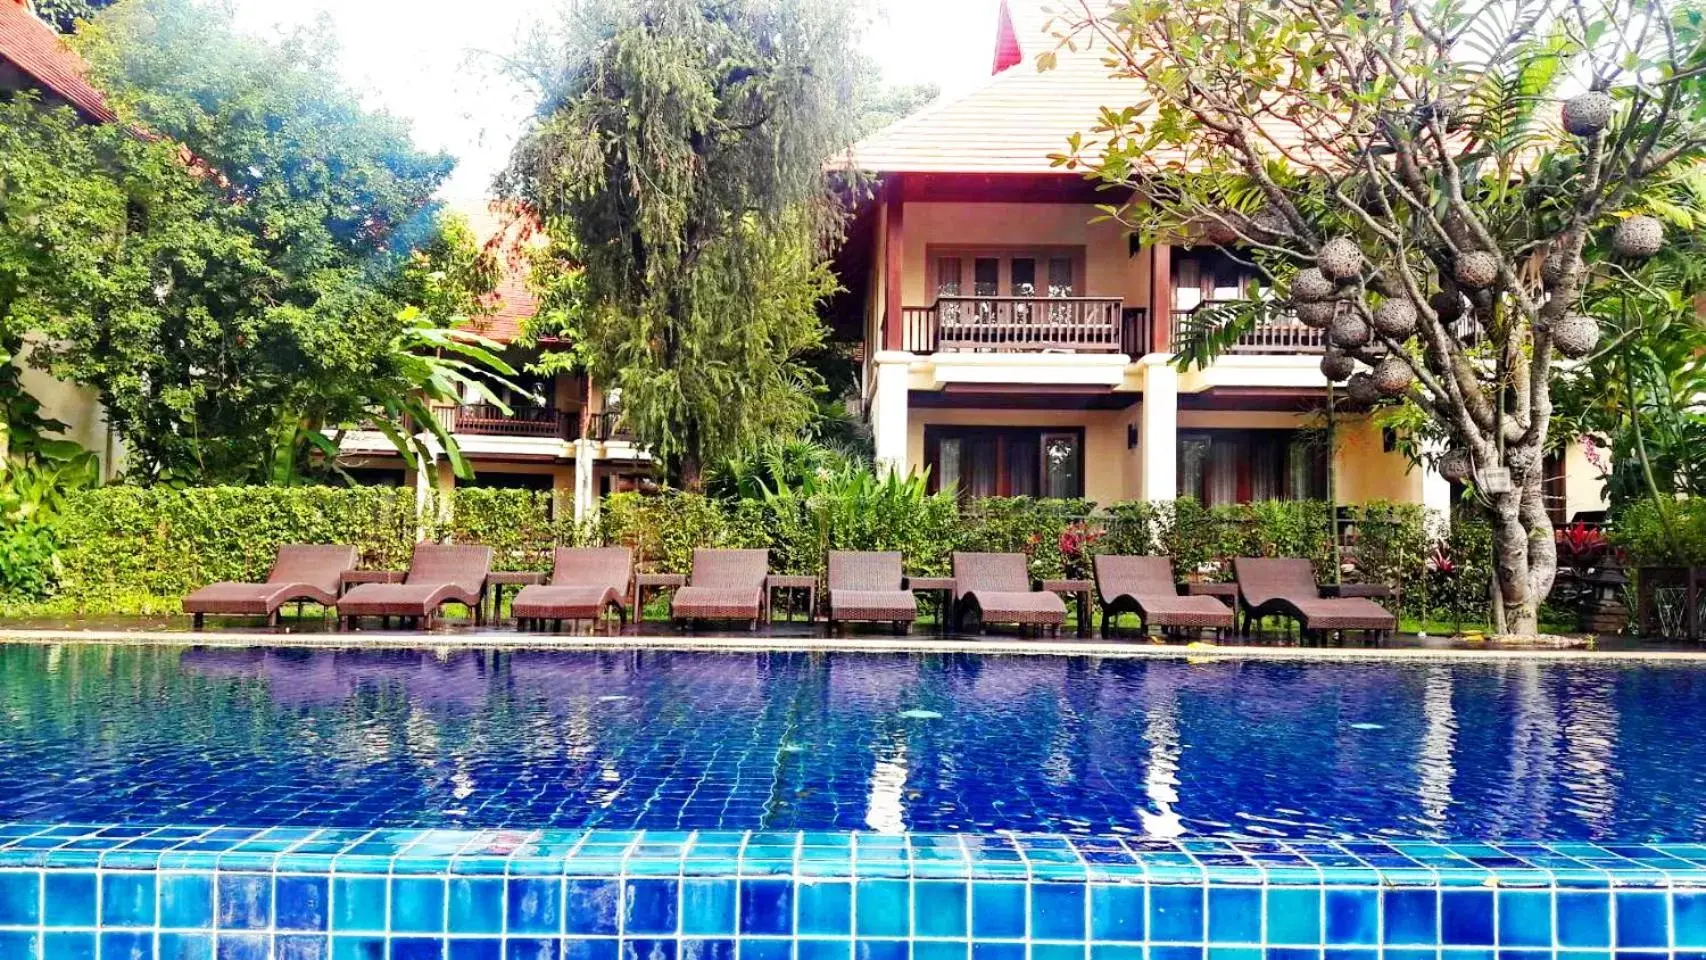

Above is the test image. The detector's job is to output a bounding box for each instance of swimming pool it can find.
[3,642,1703,955]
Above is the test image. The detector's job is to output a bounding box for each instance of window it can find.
[926,426,1084,499]
[928,247,1084,300]
[1177,430,1326,505]
[1172,249,1265,313]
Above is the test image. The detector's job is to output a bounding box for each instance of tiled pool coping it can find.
[2,627,1703,662]
[0,824,1700,955]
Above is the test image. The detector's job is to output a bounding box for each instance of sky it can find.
[228,0,1002,201]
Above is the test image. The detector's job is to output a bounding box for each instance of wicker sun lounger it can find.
[1233,557,1397,642]
[827,551,918,634]
[671,549,769,628]
[952,551,1066,635]
[512,547,634,631]
[183,544,357,628]
[1094,554,1234,639]
[337,543,493,630]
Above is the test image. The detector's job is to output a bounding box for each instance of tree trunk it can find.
[1488,472,1559,636]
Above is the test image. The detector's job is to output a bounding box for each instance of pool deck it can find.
[1,617,1701,660]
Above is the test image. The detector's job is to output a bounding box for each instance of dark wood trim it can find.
[893,173,1114,204]
[883,181,906,352]
[1179,386,1339,413]
[914,388,1139,411]
[1149,243,1172,354]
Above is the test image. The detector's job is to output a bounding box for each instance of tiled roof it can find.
[0,0,115,122]
[845,0,1303,176]
[455,200,543,344]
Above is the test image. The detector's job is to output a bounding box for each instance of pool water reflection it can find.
[0,644,1700,841]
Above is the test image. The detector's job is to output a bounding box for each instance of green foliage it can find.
[19,0,501,485]
[594,491,761,574]
[500,0,865,482]
[439,487,580,572]
[31,0,117,33]
[957,498,1094,581]
[1610,498,1706,567]
[42,486,423,612]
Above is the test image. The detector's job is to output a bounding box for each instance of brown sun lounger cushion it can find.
[512,547,634,622]
[1233,557,1397,631]
[952,551,1066,627]
[338,543,493,623]
[183,544,357,619]
[1094,554,1233,630]
[828,551,918,623]
[672,549,769,621]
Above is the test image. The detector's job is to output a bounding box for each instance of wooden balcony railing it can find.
[591,411,634,443]
[430,403,580,440]
[902,297,1138,354]
[1171,303,1326,354]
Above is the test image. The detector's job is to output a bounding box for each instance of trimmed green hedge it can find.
[5,484,1485,621]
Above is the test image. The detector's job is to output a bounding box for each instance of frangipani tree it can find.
[1050,0,1706,634]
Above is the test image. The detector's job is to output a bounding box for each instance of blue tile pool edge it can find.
[0,826,1702,955]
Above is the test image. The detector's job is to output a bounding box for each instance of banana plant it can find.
[268,307,534,485]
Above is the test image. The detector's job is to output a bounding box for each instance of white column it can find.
[1141,359,1178,501]
[871,352,912,476]
[1422,438,1453,531]
[572,438,598,522]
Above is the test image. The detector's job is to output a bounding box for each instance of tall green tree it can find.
[31,0,118,33]
[499,0,863,486]
[25,0,511,483]
[1054,0,1706,634]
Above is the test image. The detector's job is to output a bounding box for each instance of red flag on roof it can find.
[992,0,1023,74]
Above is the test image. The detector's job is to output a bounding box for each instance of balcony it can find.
[901,297,1143,355]
[591,411,634,443]
[1171,302,1325,355]
[433,403,581,440]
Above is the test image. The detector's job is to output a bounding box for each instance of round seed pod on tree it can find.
[1318,237,1364,280]
[1428,290,1464,322]
[1541,248,1569,287]
[1550,313,1601,359]
[1200,212,1243,246]
[1329,312,1372,349]
[1453,250,1500,289]
[1321,350,1356,381]
[1372,356,1414,397]
[1438,448,1473,482]
[1292,268,1336,302]
[1613,215,1663,258]
[1250,207,1289,241]
[1295,300,1338,328]
[1345,371,1381,404]
[1372,299,1418,339]
[1561,90,1615,136]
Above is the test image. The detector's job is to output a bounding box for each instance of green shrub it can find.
[46,485,423,610]
[6,479,1477,621]
[1610,497,1706,567]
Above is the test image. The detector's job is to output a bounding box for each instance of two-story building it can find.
[832,0,1607,520]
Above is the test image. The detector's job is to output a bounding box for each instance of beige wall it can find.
[14,340,122,477]
[897,202,1149,308]
[1562,437,1611,520]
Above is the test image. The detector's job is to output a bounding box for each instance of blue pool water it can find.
[2,644,1704,842]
